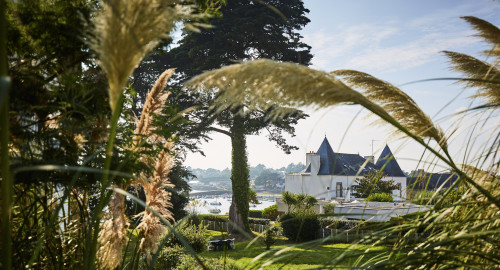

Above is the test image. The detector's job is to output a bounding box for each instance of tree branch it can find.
[207,126,232,137]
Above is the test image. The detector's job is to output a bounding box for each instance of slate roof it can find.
[407,173,459,190]
[305,137,380,176]
[304,138,408,177]
[375,145,406,177]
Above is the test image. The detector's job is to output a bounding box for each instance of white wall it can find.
[285,173,359,200]
[285,173,408,201]
[383,176,407,200]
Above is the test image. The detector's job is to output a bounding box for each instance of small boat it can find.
[210,201,222,206]
[209,208,221,214]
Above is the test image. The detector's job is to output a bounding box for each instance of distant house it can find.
[285,137,407,201]
[407,171,460,195]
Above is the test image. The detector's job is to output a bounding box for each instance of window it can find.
[336,182,343,197]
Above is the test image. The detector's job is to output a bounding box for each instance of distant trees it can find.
[352,171,399,198]
[255,170,283,188]
[283,162,306,173]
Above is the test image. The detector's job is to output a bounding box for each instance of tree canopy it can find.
[133,0,312,233]
[352,171,399,198]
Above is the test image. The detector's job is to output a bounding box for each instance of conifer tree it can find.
[134,0,312,232]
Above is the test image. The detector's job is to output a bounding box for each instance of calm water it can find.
[187,196,278,215]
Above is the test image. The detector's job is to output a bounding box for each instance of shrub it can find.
[249,210,263,218]
[366,193,393,202]
[322,202,337,214]
[282,191,317,214]
[154,244,186,270]
[165,221,209,253]
[262,224,281,250]
[280,213,320,242]
[175,256,240,270]
[186,214,204,226]
[199,214,228,223]
[248,217,270,225]
[262,204,279,220]
[318,217,359,230]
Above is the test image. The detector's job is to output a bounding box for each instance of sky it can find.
[184,0,500,173]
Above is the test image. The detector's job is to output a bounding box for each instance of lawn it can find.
[200,230,387,269]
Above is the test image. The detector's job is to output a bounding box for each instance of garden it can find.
[1,0,499,269]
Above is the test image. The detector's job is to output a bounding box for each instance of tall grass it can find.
[3,0,209,269]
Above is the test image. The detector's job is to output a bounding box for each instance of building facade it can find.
[285,137,407,201]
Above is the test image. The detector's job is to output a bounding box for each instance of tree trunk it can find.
[228,114,250,234]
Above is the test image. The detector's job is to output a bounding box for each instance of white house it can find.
[285,137,407,201]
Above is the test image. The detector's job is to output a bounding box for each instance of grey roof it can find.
[407,173,460,190]
[375,145,406,177]
[305,137,379,176]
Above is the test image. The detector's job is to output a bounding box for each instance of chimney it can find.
[306,152,320,175]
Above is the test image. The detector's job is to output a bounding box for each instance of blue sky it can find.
[184,0,500,173]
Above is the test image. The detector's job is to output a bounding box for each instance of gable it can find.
[375,145,406,177]
[306,137,379,176]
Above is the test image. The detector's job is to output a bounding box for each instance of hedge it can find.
[280,213,320,242]
[249,210,263,218]
[248,217,270,225]
[366,193,393,202]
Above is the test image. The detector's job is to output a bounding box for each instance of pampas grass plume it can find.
[332,69,447,149]
[97,192,129,270]
[136,142,175,258]
[90,0,189,112]
[186,59,389,120]
[132,68,176,258]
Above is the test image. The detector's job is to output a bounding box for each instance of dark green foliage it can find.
[248,188,259,204]
[186,214,203,226]
[248,218,270,226]
[154,244,186,270]
[198,214,228,223]
[318,217,359,230]
[167,161,194,221]
[322,202,336,214]
[248,210,263,218]
[280,213,320,242]
[281,191,317,214]
[262,204,279,221]
[229,114,251,231]
[165,221,209,253]
[175,256,240,270]
[352,171,399,198]
[263,225,280,250]
[366,193,394,202]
